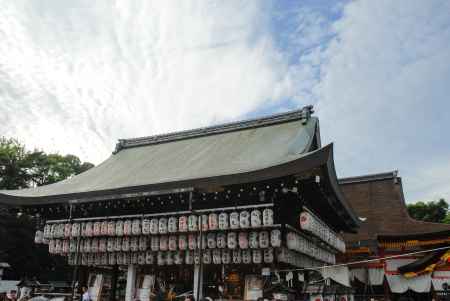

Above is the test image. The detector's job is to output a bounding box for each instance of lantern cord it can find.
[278,245,450,273]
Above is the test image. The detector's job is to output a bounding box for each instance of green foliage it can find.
[407,198,449,224]
[0,137,94,280]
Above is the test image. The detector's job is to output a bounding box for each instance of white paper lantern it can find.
[105,238,113,252]
[218,212,229,230]
[101,253,108,265]
[212,249,221,264]
[251,210,262,227]
[123,252,130,265]
[174,251,183,265]
[207,233,216,249]
[62,240,69,253]
[238,232,249,249]
[201,215,209,231]
[168,217,178,233]
[166,251,174,265]
[252,249,262,264]
[168,236,177,251]
[145,251,154,264]
[99,238,107,252]
[109,253,116,265]
[101,221,109,236]
[229,212,239,229]
[286,232,297,250]
[116,252,123,265]
[259,231,270,248]
[158,218,168,234]
[208,213,218,230]
[270,229,281,247]
[249,232,259,249]
[239,211,250,228]
[88,253,95,265]
[150,218,159,234]
[132,219,141,235]
[34,230,44,244]
[142,219,151,235]
[188,234,197,250]
[58,224,65,238]
[185,250,194,264]
[203,250,211,264]
[85,222,93,237]
[114,220,124,236]
[83,239,91,253]
[130,237,139,251]
[150,236,159,252]
[232,250,242,264]
[263,208,274,226]
[91,238,99,253]
[263,248,274,263]
[94,253,101,265]
[194,253,200,265]
[50,224,57,239]
[64,224,72,238]
[159,235,168,251]
[178,216,188,232]
[188,215,198,232]
[122,237,130,252]
[139,236,147,251]
[108,221,116,236]
[216,233,227,249]
[242,250,252,264]
[178,235,187,250]
[70,239,77,253]
[115,237,122,251]
[48,239,56,254]
[44,224,51,239]
[124,220,132,236]
[72,223,81,237]
[222,250,231,264]
[227,232,237,249]
[93,222,101,236]
[131,252,138,264]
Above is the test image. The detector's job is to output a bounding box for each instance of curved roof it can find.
[0,108,317,201]
[340,171,450,243]
[0,107,359,231]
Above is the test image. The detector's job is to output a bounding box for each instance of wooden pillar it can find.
[125,264,136,301]
[109,265,119,301]
[193,264,203,301]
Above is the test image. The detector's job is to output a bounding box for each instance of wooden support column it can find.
[109,265,119,301]
[125,264,136,301]
[193,263,203,301]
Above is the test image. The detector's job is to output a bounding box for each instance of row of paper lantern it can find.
[277,248,321,268]
[48,230,282,254]
[299,211,345,253]
[43,209,274,240]
[67,249,276,266]
[286,232,336,264]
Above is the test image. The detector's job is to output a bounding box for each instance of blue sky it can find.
[1,0,449,203]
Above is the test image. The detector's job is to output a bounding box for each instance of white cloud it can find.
[1,0,450,203]
[0,1,293,163]
[304,0,450,202]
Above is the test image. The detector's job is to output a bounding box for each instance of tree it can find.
[0,138,30,189]
[0,137,94,280]
[407,198,449,224]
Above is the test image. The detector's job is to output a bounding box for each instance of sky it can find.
[1,0,449,203]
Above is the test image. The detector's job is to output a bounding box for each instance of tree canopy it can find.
[0,137,94,280]
[407,198,450,224]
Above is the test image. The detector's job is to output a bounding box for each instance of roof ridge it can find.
[114,105,314,153]
[339,170,399,184]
